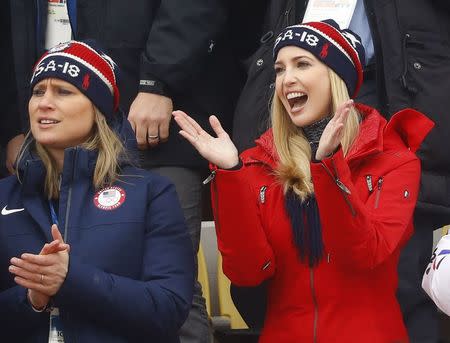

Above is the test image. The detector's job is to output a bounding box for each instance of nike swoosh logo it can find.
[1,206,25,216]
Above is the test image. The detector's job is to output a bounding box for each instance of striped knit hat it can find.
[273,19,365,98]
[30,40,119,118]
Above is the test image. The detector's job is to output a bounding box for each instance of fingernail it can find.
[8,266,15,272]
[10,257,18,264]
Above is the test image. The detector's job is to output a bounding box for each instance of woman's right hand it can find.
[10,225,70,298]
[27,234,70,310]
[173,111,239,169]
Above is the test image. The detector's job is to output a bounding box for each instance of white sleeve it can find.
[422,234,450,315]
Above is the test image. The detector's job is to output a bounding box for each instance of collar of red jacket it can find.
[249,103,433,166]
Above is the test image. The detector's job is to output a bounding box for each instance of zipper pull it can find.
[259,186,267,204]
[374,177,384,209]
[366,175,373,193]
[202,170,216,185]
[377,177,383,190]
[335,178,351,194]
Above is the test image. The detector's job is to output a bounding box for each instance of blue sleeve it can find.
[0,285,48,338]
[52,180,195,338]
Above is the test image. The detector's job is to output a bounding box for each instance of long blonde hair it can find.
[17,107,126,199]
[272,68,360,201]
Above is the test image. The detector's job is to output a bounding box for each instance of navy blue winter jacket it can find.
[0,117,194,342]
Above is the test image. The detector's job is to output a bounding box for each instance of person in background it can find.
[1,1,24,176]
[173,20,432,342]
[423,233,450,317]
[0,40,194,343]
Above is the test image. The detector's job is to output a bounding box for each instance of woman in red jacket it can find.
[174,19,433,342]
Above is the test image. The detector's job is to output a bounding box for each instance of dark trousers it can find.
[148,166,212,343]
[397,215,440,343]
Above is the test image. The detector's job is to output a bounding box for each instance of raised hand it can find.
[173,110,239,169]
[316,100,353,161]
[9,225,70,300]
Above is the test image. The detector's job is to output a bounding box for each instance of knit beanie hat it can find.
[30,40,120,119]
[273,19,365,98]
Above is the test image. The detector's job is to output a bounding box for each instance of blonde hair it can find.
[17,107,126,199]
[272,68,360,201]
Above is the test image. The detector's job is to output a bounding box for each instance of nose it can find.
[37,89,55,110]
[282,67,297,88]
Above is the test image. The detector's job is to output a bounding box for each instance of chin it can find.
[290,114,314,128]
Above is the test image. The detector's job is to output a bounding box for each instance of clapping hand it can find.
[316,100,354,161]
[9,225,70,309]
[173,111,239,169]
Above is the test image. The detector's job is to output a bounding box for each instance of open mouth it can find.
[38,119,60,125]
[287,92,308,113]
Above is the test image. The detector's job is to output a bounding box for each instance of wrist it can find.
[27,291,50,313]
[222,159,242,171]
[315,145,340,161]
[219,157,240,170]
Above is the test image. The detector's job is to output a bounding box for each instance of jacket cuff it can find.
[138,73,171,98]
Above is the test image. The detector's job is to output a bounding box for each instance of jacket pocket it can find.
[374,177,384,209]
[401,30,450,94]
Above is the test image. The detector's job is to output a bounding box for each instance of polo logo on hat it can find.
[320,43,330,59]
[82,73,91,90]
[93,186,126,211]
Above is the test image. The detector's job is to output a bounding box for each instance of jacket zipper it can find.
[320,159,356,216]
[203,170,220,233]
[202,170,216,185]
[374,177,384,209]
[60,148,78,242]
[310,268,318,343]
[366,175,373,193]
[57,149,77,336]
[284,7,292,27]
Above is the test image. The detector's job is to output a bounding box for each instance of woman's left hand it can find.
[316,100,353,160]
[9,225,70,297]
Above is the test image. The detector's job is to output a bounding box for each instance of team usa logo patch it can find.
[93,186,126,211]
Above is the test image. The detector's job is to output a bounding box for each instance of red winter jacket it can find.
[210,105,433,343]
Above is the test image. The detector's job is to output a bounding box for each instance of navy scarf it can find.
[285,191,323,266]
[284,116,331,266]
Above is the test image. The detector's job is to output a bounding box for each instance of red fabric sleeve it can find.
[310,149,420,270]
[210,166,276,286]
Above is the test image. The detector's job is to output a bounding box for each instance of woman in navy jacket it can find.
[0,40,194,343]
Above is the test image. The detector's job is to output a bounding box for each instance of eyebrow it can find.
[275,55,313,65]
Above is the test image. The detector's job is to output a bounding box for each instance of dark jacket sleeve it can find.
[139,0,228,97]
[52,180,195,339]
[0,285,48,338]
[1,1,22,146]
[432,0,450,12]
